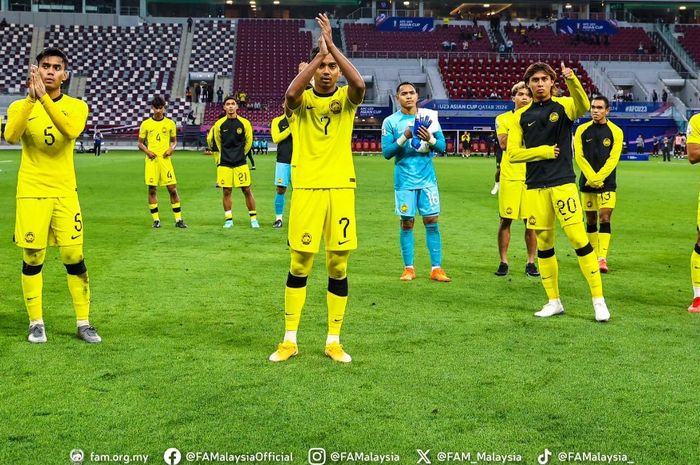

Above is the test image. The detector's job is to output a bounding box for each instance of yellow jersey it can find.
[495,110,526,182]
[139,116,177,157]
[5,94,88,198]
[688,113,700,145]
[289,86,358,189]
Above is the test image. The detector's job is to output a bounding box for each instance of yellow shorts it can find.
[524,183,583,230]
[581,191,617,211]
[288,188,357,253]
[696,191,700,230]
[498,179,527,219]
[145,157,177,186]
[15,196,84,248]
[217,165,251,188]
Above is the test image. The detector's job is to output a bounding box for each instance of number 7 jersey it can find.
[289,86,359,189]
[7,95,88,198]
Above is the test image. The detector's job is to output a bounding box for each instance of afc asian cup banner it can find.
[556,19,618,35]
[420,100,514,115]
[375,14,435,32]
[609,102,667,117]
[357,105,392,119]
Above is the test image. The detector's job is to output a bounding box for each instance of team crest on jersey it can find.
[603,138,611,147]
[549,112,559,123]
[506,207,513,215]
[236,127,243,134]
[528,216,536,225]
[301,232,312,245]
[400,203,408,213]
[587,201,593,208]
[161,127,168,133]
[329,100,342,114]
[25,232,35,243]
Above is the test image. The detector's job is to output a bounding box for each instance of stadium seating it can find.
[0,23,33,94]
[505,26,659,60]
[676,25,700,67]
[189,20,236,74]
[231,18,311,129]
[439,56,598,100]
[344,23,492,57]
[44,23,184,126]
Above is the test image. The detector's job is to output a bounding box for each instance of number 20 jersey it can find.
[9,94,88,198]
[288,86,359,189]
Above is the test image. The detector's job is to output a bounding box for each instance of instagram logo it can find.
[308,448,327,465]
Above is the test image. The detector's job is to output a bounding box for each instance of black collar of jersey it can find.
[312,87,338,98]
[52,94,63,103]
[533,98,552,106]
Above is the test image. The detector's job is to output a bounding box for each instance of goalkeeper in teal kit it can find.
[382,82,451,282]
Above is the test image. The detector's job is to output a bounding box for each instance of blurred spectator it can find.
[636,134,644,154]
[187,17,193,33]
[662,89,668,103]
[652,89,658,104]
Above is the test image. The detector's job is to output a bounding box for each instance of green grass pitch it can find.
[0,150,698,464]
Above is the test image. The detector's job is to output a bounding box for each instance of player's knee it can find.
[22,249,45,275]
[22,248,46,267]
[59,245,85,266]
[536,230,555,249]
[326,251,349,279]
[328,277,348,297]
[400,217,414,230]
[563,224,588,249]
[290,250,314,276]
[423,215,438,225]
[277,186,287,194]
[500,217,513,228]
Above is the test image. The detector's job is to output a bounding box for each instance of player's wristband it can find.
[397,135,408,146]
[428,136,437,146]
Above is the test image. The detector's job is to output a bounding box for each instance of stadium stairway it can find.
[173,23,193,98]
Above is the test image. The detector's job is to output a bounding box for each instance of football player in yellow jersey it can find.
[138,95,187,229]
[493,82,538,278]
[686,112,700,313]
[508,62,609,322]
[4,47,101,343]
[208,96,258,228]
[269,13,365,363]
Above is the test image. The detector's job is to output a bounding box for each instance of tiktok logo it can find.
[537,448,552,465]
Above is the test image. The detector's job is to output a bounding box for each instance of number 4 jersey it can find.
[8,94,88,198]
[288,86,359,189]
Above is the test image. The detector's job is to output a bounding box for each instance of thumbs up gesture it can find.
[560,61,574,80]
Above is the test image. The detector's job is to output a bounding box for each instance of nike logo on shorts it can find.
[527,121,535,127]
[71,234,80,240]
[337,240,350,245]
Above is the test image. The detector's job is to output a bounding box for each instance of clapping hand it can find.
[411,115,432,149]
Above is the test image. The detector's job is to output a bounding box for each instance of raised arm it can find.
[560,62,590,121]
[317,13,365,105]
[3,98,34,144]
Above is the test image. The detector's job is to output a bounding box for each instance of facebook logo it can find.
[163,448,182,465]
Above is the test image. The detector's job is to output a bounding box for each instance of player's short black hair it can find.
[223,95,237,105]
[592,95,610,109]
[396,82,417,94]
[151,95,166,108]
[36,47,68,68]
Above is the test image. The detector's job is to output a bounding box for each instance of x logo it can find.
[416,449,431,465]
